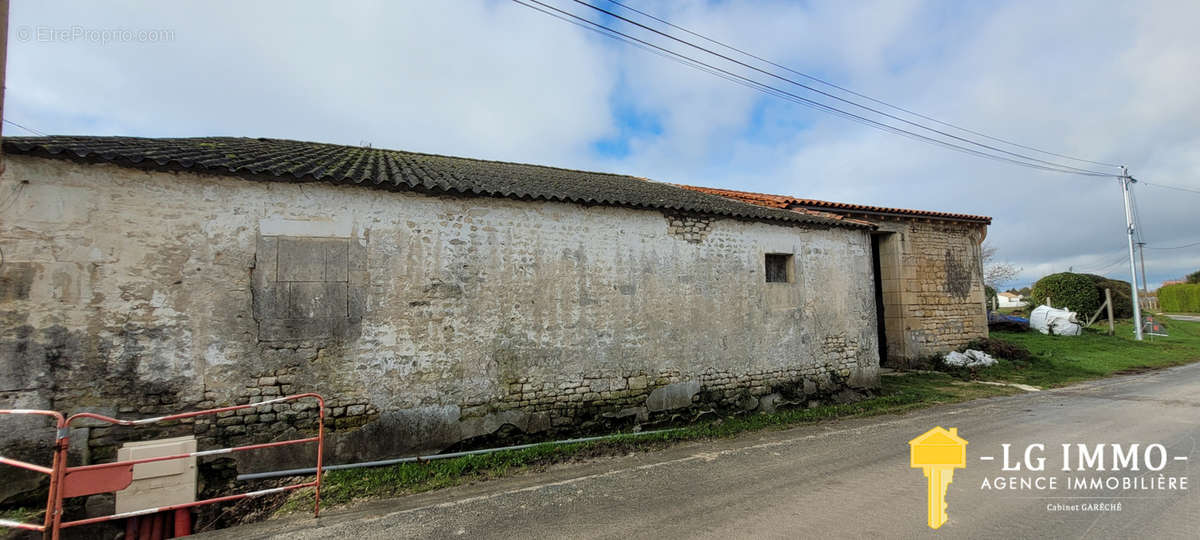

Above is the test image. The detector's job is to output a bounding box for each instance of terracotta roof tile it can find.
[676,185,991,224]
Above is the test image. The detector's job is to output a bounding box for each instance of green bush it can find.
[1159,283,1200,313]
[1082,274,1134,319]
[1029,272,1137,318]
[1030,273,1101,315]
[1187,270,1200,284]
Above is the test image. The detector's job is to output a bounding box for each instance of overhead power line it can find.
[1079,254,1130,275]
[1145,240,1200,250]
[602,0,1123,169]
[1141,181,1200,195]
[3,119,47,136]
[516,0,1153,336]
[571,0,1114,177]
[513,0,1118,178]
[512,0,824,113]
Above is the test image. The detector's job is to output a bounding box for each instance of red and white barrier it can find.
[0,393,326,539]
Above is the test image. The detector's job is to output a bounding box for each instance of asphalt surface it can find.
[203,363,1200,539]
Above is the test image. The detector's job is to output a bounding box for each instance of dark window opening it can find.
[765,253,792,283]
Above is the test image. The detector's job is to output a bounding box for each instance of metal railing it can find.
[1,393,325,539]
[0,408,68,534]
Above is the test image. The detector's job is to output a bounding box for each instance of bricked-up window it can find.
[253,235,366,341]
[765,253,793,283]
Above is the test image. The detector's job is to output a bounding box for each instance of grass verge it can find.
[276,373,1016,514]
[274,318,1200,516]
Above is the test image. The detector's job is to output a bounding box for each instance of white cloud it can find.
[583,0,1200,289]
[6,0,616,164]
[5,0,1198,288]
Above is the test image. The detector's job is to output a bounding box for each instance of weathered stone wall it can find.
[0,155,878,490]
[874,218,987,366]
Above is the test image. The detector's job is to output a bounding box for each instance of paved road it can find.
[1165,314,1200,322]
[206,364,1200,539]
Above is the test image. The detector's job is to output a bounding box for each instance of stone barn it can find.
[678,186,991,367]
[0,135,880,496]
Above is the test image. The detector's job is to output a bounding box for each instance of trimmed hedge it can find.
[1030,273,1101,315]
[1030,272,1137,318]
[1082,274,1134,319]
[1159,283,1200,313]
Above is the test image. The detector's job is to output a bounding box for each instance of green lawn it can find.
[983,318,1200,388]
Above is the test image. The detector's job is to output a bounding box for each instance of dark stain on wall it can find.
[944,249,972,299]
[0,262,36,301]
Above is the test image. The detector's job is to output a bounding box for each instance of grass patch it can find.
[0,506,42,524]
[0,506,43,539]
[272,320,1200,517]
[978,318,1200,388]
[276,373,1016,514]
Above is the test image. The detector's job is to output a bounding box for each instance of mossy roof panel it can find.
[4,136,869,229]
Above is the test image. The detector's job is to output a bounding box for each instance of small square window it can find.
[765,253,793,283]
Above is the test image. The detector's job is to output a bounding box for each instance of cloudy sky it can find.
[6,0,1199,289]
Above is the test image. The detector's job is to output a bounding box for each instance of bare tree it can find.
[981,242,1021,289]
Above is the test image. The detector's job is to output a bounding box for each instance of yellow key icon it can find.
[909,427,968,529]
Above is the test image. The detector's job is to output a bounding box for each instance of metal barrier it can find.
[0,408,68,534]
[1,393,325,539]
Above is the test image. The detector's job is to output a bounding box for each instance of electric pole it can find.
[1136,241,1148,295]
[1121,167,1143,340]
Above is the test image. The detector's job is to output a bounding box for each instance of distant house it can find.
[997,291,1025,308]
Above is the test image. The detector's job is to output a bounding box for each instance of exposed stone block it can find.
[645,381,701,412]
[278,237,328,282]
[324,241,349,282]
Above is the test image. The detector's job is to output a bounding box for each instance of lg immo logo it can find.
[909,427,967,530]
[909,427,1191,530]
